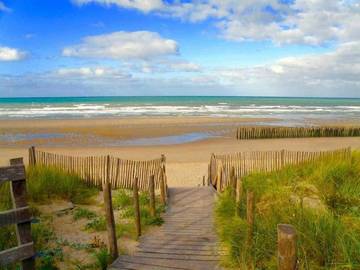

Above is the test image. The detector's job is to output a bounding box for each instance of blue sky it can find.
[0,0,359,97]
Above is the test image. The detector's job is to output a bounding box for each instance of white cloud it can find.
[63,31,178,60]
[56,67,130,78]
[0,46,27,61]
[200,41,360,95]
[71,0,360,46]
[168,61,201,72]
[71,0,163,13]
[0,1,11,12]
[2,42,360,97]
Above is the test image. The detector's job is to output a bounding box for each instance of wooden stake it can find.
[9,158,35,270]
[236,177,242,216]
[149,175,156,217]
[102,181,118,260]
[246,191,255,247]
[230,167,236,199]
[133,177,141,237]
[28,146,36,166]
[160,168,167,205]
[278,224,297,270]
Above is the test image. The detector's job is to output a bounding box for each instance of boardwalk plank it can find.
[110,187,222,270]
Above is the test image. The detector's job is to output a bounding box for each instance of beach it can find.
[1,116,360,187]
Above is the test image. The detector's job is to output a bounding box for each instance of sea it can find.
[0,96,359,123]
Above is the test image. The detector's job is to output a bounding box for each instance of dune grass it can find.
[112,189,165,238]
[0,165,99,269]
[215,152,360,269]
[27,165,98,204]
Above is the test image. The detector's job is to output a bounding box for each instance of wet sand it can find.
[1,116,360,186]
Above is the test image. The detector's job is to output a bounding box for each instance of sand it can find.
[1,116,360,186]
[1,116,360,269]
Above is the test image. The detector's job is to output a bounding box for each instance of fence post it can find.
[102,180,118,261]
[160,168,167,206]
[230,167,236,199]
[161,154,168,198]
[149,175,156,217]
[236,178,242,216]
[281,149,285,167]
[133,177,141,237]
[210,153,216,186]
[28,146,36,166]
[9,157,36,270]
[246,191,255,248]
[277,224,297,270]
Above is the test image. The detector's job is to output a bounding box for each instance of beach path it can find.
[110,186,222,270]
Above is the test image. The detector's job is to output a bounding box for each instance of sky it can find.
[0,0,359,97]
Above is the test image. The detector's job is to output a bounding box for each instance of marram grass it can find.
[26,165,98,204]
[215,152,360,269]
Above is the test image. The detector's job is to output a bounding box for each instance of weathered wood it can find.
[133,177,141,237]
[0,165,26,184]
[110,187,220,270]
[246,191,255,248]
[103,180,118,260]
[278,224,297,270]
[236,178,242,216]
[210,148,350,191]
[149,174,156,217]
[0,206,31,227]
[160,169,167,205]
[30,148,166,191]
[1,159,36,270]
[230,167,236,199]
[0,242,35,266]
[28,146,36,166]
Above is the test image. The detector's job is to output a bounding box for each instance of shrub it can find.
[94,248,111,270]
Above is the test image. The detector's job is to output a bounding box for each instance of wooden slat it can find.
[0,206,32,227]
[0,165,26,184]
[0,242,35,266]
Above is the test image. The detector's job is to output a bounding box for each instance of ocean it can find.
[0,96,359,122]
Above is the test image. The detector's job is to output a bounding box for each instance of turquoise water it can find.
[0,96,359,121]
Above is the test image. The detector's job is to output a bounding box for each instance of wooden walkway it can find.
[110,186,222,270]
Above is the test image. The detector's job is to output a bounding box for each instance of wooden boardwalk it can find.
[110,186,222,270]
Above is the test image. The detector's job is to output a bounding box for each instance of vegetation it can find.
[85,217,107,232]
[94,248,111,270]
[215,152,360,269]
[73,207,98,221]
[0,165,99,269]
[27,165,98,204]
[0,164,165,269]
[114,189,164,230]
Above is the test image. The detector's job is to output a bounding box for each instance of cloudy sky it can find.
[0,0,359,97]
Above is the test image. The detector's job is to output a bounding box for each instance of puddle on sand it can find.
[0,131,222,146]
[109,132,220,146]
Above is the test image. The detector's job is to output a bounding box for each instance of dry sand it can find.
[1,116,360,186]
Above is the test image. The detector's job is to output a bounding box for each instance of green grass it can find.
[112,189,165,238]
[215,152,360,269]
[73,207,98,221]
[0,165,99,269]
[27,165,98,204]
[85,217,107,232]
[93,248,111,270]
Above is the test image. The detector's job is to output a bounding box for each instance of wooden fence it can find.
[209,147,351,190]
[236,126,360,140]
[29,147,167,191]
[0,158,35,269]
